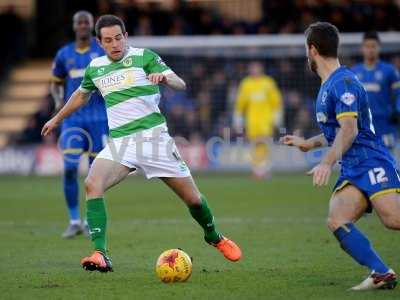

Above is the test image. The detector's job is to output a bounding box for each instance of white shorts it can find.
[96,127,191,179]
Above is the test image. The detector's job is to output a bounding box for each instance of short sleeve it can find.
[332,77,359,120]
[143,49,172,75]
[79,66,97,93]
[52,49,67,82]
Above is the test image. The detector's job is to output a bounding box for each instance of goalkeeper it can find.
[234,62,282,178]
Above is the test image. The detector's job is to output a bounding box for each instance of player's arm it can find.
[307,116,357,186]
[308,78,360,186]
[389,66,400,113]
[233,80,248,133]
[144,49,186,91]
[51,50,67,110]
[280,133,328,152]
[149,72,186,91]
[50,81,64,111]
[269,78,283,127]
[42,64,96,136]
[41,89,91,136]
[320,116,357,166]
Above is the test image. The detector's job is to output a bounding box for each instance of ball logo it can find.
[123,57,133,67]
[340,92,356,106]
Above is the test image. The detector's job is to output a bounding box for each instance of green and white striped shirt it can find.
[79,47,172,138]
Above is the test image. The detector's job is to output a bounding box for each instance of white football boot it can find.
[351,269,397,291]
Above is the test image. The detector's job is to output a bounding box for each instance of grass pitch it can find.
[0,174,399,300]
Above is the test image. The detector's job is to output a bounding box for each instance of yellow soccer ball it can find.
[155,249,192,283]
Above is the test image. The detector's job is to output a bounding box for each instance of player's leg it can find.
[250,137,271,179]
[329,184,396,290]
[161,176,242,261]
[82,121,109,236]
[81,157,132,272]
[328,184,390,273]
[85,157,131,249]
[59,123,85,238]
[367,158,400,230]
[371,192,400,230]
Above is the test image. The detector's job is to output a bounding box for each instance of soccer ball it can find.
[155,249,192,283]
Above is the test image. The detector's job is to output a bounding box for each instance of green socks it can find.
[86,198,107,254]
[189,195,221,244]
[86,195,219,253]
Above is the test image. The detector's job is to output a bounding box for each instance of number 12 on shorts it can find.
[368,167,388,185]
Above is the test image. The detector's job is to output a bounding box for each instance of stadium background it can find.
[0,0,399,174]
[1,1,400,299]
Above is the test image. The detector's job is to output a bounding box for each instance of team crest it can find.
[123,57,133,67]
[97,67,105,75]
[316,112,327,123]
[340,92,356,106]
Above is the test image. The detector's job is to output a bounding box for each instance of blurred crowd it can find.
[4,0,400,145]
[0,6,26,81]
[62,0,400,37]
[159,56,321,141]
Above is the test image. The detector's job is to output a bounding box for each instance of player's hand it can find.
[307,163,332,186]
[280,135,310,152]
[148,73,166,85]
[41,117,60,136]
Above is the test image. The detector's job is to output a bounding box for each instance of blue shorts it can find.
[59,120,109,169]
[334,158,400,212]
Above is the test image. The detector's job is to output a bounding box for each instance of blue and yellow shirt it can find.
[52,39,107,123]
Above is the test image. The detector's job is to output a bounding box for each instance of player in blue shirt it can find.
[351,31,400,149]
[281,22,400,291]
[51,11,108,238]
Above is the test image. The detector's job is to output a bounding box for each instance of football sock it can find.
[334,223,389,273]
[63,168,80,221]
[189,195,221,244]
[86,197,108,254]
[251,142,270,177]
[70,220,81,226]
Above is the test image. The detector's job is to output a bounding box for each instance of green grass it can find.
[0,174,399,300]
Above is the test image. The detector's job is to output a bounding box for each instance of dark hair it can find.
[305,22,339,58]
[95,14,126,38]
[363,31,380,43]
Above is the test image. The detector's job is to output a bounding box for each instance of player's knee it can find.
[84,176,103,196]
[381,216,400,230]
[326,217,346,232]
[183,192,201,206]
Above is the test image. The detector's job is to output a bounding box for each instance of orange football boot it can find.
[212,236,242,262]
[81,251,113,272]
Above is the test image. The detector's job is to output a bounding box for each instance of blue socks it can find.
[334,223,389,274]
[63,168,80,221]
